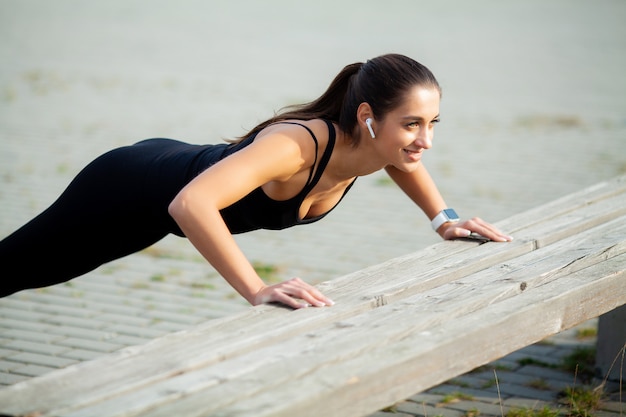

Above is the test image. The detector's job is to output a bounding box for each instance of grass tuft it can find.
[463,407,481,417]
[575,327,597,340]
[560,385,604,417]
[506,406,560,417]
[526,378,551,391]
[251,261,283,283]
[440,391,474,404]
[561,347,596,383]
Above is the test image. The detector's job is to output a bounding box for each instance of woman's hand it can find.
[253,277,335,309]
[438,217,513,242]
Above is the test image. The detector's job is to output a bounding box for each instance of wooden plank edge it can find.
[217,261,626,417]
[0,217,621,414]
[496,174,626,234]
[52,228,626,417]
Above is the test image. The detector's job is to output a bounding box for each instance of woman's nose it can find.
[415,129,432,149]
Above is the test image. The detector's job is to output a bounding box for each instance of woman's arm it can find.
[385,163,512,242]
[169,127,334,308]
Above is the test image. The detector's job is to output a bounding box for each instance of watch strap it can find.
[431,208,460,231]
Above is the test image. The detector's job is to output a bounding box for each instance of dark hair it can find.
[239,54,440,146]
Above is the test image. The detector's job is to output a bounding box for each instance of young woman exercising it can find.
[0,54,512,308]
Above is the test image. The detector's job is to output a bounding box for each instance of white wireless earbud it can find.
[365,118,376,139]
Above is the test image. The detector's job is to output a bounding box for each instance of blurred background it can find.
[1,0,625,291]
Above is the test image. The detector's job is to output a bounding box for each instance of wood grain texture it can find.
[65,223,624,417]
[0,175,624,417]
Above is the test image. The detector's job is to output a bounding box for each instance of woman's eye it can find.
[407,122,419,128]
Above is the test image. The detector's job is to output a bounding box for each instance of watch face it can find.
[443,208,460,221]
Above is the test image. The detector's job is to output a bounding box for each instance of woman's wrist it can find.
[250,284,269,306]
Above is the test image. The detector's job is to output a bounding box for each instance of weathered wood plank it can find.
[0,177,624,415]
[328,185,626,302]
[519,188,626,249]
[34,218,626,417]
[139,225,626,417]
[73,255,624,417]
[497,174,626,237]
[208,258,626,417]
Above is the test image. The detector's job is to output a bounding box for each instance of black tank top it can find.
[219,120,356,233]
[140,120,356,236]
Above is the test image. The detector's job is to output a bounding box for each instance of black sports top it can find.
[143,120,356,236]
[219,120,356,233]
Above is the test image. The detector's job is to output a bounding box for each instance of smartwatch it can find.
[431,208,460,231]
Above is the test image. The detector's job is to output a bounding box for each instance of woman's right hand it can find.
[169,123,329,310]
[253,277,335,309]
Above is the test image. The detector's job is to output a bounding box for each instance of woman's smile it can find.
[403,148,423,162]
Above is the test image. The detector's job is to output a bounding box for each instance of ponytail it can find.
[235,54,440,146]
[237,62,363,139]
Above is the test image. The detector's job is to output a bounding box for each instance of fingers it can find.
[254,277,335,309]
[442,217,513,242]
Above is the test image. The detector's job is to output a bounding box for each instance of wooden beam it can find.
[0,175,624,416]
[5,218,623,417]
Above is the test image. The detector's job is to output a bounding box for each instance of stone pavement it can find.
[1,1,625,415]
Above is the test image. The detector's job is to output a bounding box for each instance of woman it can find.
[0,54,512,308]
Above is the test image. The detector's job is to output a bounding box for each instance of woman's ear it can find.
[356,102,376,138]
[356,102,374,126]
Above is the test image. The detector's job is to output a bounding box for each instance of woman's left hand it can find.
[438,217,513,242]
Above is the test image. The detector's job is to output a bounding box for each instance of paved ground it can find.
[370,320,626,417]
[372,320,624,417]
[0,1,625,415]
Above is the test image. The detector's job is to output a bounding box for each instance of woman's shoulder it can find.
[249,119,332,169]
[258,119,332,146]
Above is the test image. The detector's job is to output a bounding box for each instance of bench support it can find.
[596,304,626,381]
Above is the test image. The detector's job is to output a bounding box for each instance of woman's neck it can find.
[329,127,387,180]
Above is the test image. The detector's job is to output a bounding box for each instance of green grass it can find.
[463,407,481,417]
[480,379,496,389]
[56,163,71,174]
[506,406,560,417]
[519,348,597,383]
[575,327,597,340]
[526,378,551,391]
[150,274,166,282]
[375,176,395,186]
[190,282,216,290]
[251,261,283,283]
[440,391,474,404]
[3,85,17,102]
[448,379,471,388]
[561,385,604,417]
[561,347,596,383]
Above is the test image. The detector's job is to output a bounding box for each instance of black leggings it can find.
[0,143,180,297]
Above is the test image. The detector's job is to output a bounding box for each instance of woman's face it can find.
[374,86,441,172]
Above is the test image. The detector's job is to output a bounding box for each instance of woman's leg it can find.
[0,145,170,296]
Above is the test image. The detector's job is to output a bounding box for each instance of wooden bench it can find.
[1,175,625,417]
